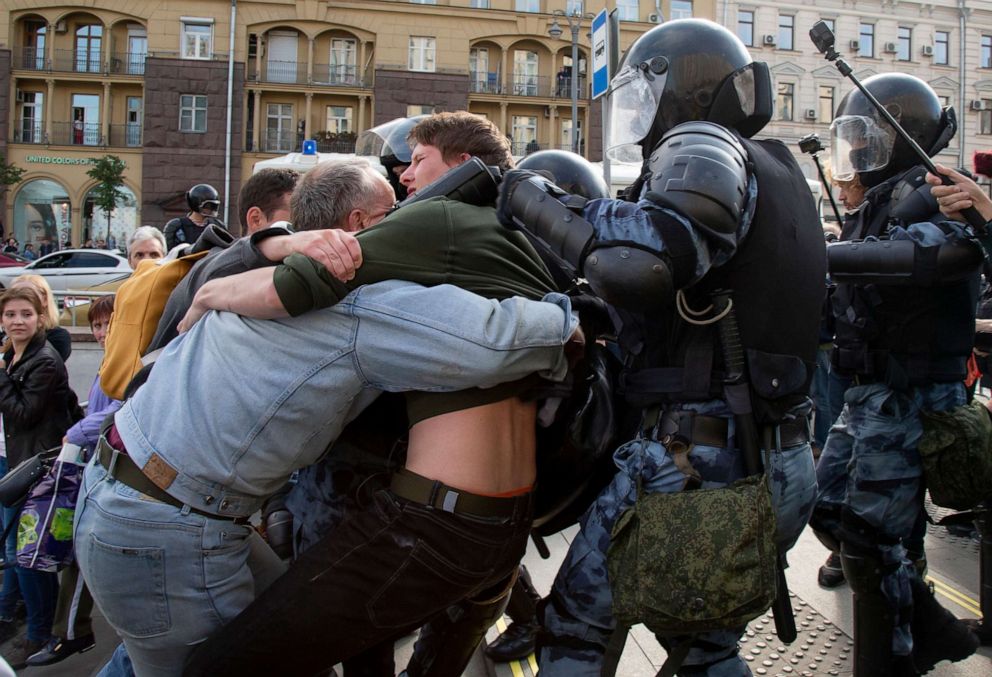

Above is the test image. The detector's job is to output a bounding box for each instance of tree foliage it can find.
[86,155,128,239]
[0,155,26,188]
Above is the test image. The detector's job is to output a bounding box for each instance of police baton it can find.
[809,20,987,232]
[712,291,798,644]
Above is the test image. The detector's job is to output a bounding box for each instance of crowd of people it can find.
[0,16,989,677]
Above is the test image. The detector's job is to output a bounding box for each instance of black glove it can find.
[570,293,617,340]
[495,169,545,229]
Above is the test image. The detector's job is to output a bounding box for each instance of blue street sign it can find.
[591,9,609,100]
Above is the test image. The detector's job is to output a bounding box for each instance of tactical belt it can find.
[650,413,810,450]
[96,438,248,523]
[389,468,532,520]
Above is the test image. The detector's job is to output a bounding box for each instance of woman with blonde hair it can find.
[10,275,71,362]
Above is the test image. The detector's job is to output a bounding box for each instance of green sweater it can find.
[272,197,559,422]
[274,197,556,316]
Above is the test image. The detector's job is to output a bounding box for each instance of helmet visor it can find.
[606,64,663,163]
[829,115,895,182]
[199,200,220,217]
[356,116,424,164]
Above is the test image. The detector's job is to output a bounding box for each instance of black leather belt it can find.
[389,469,531,519]
[664,415,810,450]
[96,438,247,523]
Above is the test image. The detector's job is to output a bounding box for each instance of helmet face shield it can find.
[606,64,663,162]
[198,200,220,217]
[829,115,895,182]
[356,115,428,164]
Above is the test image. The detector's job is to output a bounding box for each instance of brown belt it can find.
[673,415,810,449]
[96,438,246,523]
[389,469,531,520]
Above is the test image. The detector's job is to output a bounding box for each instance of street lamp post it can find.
[549,9,591,155]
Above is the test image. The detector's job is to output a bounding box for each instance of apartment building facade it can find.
[0,1,717,249]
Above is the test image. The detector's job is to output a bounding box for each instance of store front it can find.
[83,184,138,249]
[11,178,72,252]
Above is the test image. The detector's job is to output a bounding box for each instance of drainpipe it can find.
[224,0,237,229]
[721,0,728,29]
[959,0,967,170]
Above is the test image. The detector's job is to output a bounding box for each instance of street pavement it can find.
[2,342,989,675]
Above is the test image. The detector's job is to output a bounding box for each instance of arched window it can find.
[13,179,72,251]
[75,24,103,73]
[83,184,138,249]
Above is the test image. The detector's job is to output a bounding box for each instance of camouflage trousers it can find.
[812,381,964,657]
[539,400,817,676]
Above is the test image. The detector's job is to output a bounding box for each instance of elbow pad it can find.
[584,245,674,311]
[828,237,983,286]
[644,121,748,250]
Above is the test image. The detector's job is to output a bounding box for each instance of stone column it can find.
[252,89,261,151]
[304,92,313,138]
[102,81,111,145]
[548,105,557,149]
[307,38,314,84]
[358,96,367,134]
[500,101,508,135]
[45,78,54,141]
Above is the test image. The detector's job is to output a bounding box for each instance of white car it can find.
[0,249,132,292]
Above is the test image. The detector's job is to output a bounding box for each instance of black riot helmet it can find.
[356,115,430,200]
[830,73,955,188]
[516,150,609,200]
[606,19,772,162]
[186,184,220,217]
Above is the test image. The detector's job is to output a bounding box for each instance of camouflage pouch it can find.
[607,473,778,634]
[918,399,992,510]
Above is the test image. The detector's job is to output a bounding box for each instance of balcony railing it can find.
[259,130,297,153]
[109,52,147,76]
[11,124,44,144]
[16,46,46,70]
[108,124,142,147]
[509,74,551,97]
[315,138,357,153]
[512,141,585,156]
[311,64,362,87]
[49,121,102,146]
[469,72,503,94]
[252,60,308,85]
[52,48,103,74]
[553,75,587,98]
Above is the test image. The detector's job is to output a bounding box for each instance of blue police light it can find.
[302,139,317,155]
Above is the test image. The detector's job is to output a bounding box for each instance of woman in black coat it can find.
[0,286,80,667]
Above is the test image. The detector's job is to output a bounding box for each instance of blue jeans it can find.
[811,347,833,448]
[539,401,818,676]
[74,460,255,677]
[0,457,21,618]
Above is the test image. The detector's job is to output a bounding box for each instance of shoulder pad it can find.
[644,121,748,239]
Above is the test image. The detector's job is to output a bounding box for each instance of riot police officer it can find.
[355,115,428,201]
[498,19,824,675]
[163,183,224,250]
[810,73,981,675]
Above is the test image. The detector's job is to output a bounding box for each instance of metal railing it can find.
[509,74,550,97]
[311,63,363,87]
[52,48,102,74]
[315,138,357,153]
[54,290,118,328]
[554,75,587,98]
[468,72,503,94]
[11,124,44,144]
[259,130,297,153]
[251,60,308,85]
[108,124,142,147]
[109,52,146,76]
[16,46,46,70]
[49,121,102,146]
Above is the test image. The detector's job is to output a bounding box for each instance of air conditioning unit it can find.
[849,39,861,51]
[883,42,898,54]
[971,100,987,112]
[921,45,934,57]
[763,35,776,46]
[804,108,817,120]
[648,13,661,24]
[54,20,67,33]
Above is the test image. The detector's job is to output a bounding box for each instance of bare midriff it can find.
[406,397,536,496]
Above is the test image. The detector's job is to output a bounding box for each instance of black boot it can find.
[909,577,979,673]
[818,552,846,588]
[484,619,538,662]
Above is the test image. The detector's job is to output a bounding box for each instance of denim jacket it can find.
[114,280,576,517]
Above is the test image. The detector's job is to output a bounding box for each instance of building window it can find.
[981,99,992,135]
[982,35,992,68]
[935,30,949,65]
[737,10,754,46]
[265,103,294,152]
[818,85,834,123]
[470,47,492,93]
[859,23,874,58]
[820,18,835,35]
[325,106,352,134]
[671,1,693,20]
[408,36,436,72]
[566,0,583,15]
[511,115,538,156]
[22,20,46,70]
[897,27,911,61]
[616,0,639,22]
[938,95,951,108]
[407,104,434,116]
[330,38,357,84]
[179,94,208,132]
[19,92,43,143]
[777,82,794,121]
[778,15,794,51]
[71,93,100,145]
[513,50,539,96]
[182,22,212,60]
[515,0,540,12]
[470,0,490,7]
[75,25,102,73]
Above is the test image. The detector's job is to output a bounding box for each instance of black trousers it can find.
[184,488,532,677]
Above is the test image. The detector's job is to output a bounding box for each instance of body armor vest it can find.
[619,137,826,424]
[831,169,980,387]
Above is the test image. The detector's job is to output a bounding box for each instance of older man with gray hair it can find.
[125,226,167,269]
[292,158,395,233]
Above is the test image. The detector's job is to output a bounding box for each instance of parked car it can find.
[59,274,130,327]
[0,253,28,268]
[0,249,131,292]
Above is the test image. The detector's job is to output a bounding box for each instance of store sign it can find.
[25,155,99,166]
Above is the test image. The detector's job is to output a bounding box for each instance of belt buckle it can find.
[441,490,460,514]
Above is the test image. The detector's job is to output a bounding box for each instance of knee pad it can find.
[839,506,898,554]
[808,503,842,545]
[839,544,890,596]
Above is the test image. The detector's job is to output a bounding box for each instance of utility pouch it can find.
[918,399,992,510]
[607,473,778,634]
